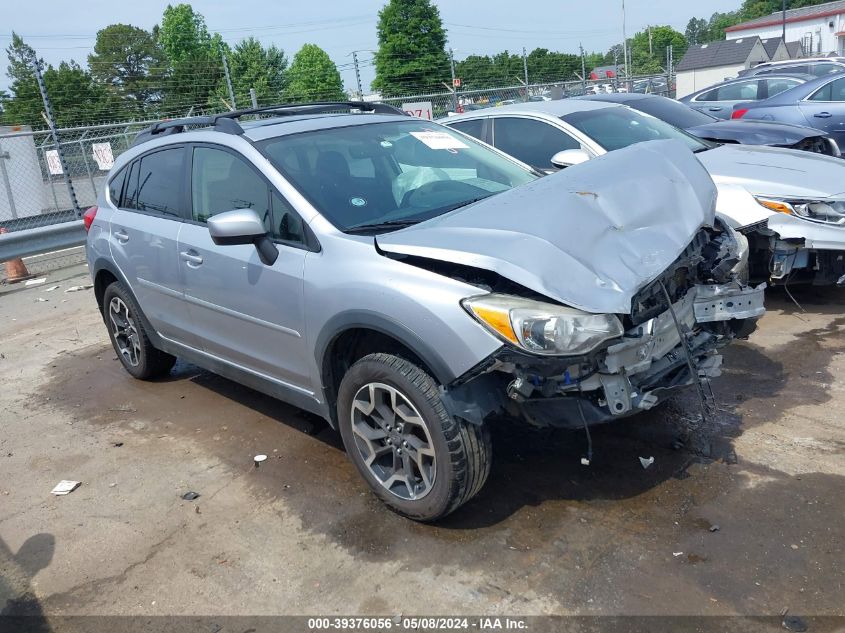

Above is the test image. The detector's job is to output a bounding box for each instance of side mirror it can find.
[550,149,591,169]
[207,208,278,266]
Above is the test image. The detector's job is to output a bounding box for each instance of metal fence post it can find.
[448,48,458,112]
[33,61,82,217]
[0,141,17,219]
[250,88,258,108]
[222,54,237,110]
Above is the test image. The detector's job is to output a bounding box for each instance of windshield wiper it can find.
[440,195,492,213]
[345,219,419,234]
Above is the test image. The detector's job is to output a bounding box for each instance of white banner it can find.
[45,149,63,175]
[401,101,434,120]
[92,142,115,170]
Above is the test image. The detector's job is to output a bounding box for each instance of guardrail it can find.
[0,221,85,262]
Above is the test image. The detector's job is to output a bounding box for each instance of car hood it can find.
[377,140,716,315]
[697,143,845,199]
[686,120,826,146]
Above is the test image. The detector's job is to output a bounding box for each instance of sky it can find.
[0,0,742,94]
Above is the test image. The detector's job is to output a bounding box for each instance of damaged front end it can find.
[444,222,765,430]
[377,140,765,430]
[745,198,845,286]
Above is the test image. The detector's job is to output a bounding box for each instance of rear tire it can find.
[102,281,176,380]
[337,353,491,522]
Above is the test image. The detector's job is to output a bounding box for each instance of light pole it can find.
[347,50,376,100]
[622,0,629,82]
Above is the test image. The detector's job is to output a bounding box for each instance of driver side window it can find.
[492,117,580,169]
[191,147,270,225]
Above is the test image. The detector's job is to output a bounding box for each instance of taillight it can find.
[83,206,98,232]
[731,108,748,120]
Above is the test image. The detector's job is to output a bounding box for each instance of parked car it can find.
[441,100,845,286]
[86,101,763,521]
[739,57,845,78]
[581,92,840,157]
[731,72,845,150]
[679,74,811,119]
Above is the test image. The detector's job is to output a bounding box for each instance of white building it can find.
[725,0,845,56]
[675,37,770,98]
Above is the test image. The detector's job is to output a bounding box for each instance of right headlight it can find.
[755,196,845,225]
[462,294,624,356]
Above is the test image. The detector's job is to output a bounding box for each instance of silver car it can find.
[679,74,811,119]
[85,102,764,521]
[442,100,845,286]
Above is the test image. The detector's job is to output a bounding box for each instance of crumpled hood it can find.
[687,120,828,146]
[697,143,845,199]
[377,140,717,315]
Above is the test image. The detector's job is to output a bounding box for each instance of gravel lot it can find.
[0,264,842,624]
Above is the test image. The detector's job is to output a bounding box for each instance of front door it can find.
[177,144,312,392]
[799,76,845,148]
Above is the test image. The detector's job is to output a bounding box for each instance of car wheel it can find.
[337,353,491,521]
[102,281,176,380]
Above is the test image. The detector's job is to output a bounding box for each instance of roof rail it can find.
[132,101,408,146]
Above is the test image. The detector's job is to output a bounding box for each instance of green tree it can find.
[0,33,42,127]
[87,24,163,118]
[43,61,115,126]
[685,17,709,45]
[630,26,687,74]
[454,55,496,89]
[285,44,345,102]
[373,0,450,96]
[216,37,287,108]
[157,4,227,114]
[526,48,581,83]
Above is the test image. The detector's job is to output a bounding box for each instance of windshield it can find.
[258,120,537,233]
[628,98,717,129]
[562,107,710,153]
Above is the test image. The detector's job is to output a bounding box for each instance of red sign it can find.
[453,78,462,88]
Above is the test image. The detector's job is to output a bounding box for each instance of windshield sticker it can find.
[410,131,469,150]
[350,197,367,207]
[380,140,393,148]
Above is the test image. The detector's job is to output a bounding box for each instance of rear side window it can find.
[809,77,845,101]
[108,167,126,206]
[811,63,842,77]
[124,148,185,218]
[449,119,485,142]
[493,117,580,168]
[764,78,801,97]
[715,81,759,101]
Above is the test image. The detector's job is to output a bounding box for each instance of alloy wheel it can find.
[108,296,141,367]
[350,382,437,500]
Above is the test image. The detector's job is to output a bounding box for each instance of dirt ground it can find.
[0,264,843,622]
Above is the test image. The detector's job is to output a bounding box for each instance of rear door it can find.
[690,79,760,119]
[799,76,845,148]
[176,143,313,392]
[108,146,196,345]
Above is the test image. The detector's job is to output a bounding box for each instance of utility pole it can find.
[33,60,80,217]
[648,26,653,57]
[352,51,363,100]
[621,0,629,82]
[522,47,529,101]
[782,0,787,41]
[448,47,458,112]
[579,42,586,88]
[249,88,258,108]
[222,54,236,110]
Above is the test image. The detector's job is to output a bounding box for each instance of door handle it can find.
[114,229,129,243]
[814,112,832,118]
[708,107,722,111]
[179,250,203,266]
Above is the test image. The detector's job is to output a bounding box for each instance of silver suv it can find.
[85,102,765,521]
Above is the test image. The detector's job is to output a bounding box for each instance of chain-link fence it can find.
[0,120,162,282]
[379,73,673,119]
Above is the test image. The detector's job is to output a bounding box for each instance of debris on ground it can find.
[113,442,124,448]
[254,454,268,468]
[24,278,47,287]
[65,284,93,293]
[709,524,720,532]
[181,491,200,501]
[51,480,81,495]
[639,456,655,469]
[781,608,807,632]
[672,552,684,557]
[43,285,60,292]
[34,298,48,303]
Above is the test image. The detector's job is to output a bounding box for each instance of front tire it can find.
[102,281,176,380]
[337,353,491,521]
